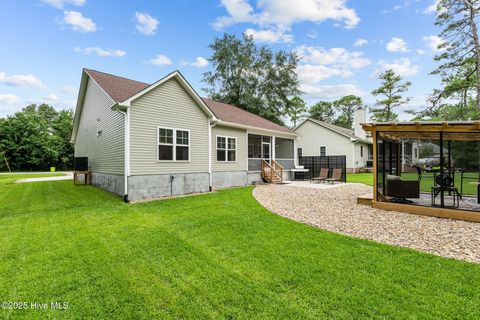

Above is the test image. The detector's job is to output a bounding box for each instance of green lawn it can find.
[347,172,374,186]
[348,172,479,196]
[0,173,65,186]
[0,181,479,319]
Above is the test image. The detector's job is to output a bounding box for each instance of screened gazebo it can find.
[362,121,480,222]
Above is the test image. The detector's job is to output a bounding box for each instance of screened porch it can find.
[363,121,480,222]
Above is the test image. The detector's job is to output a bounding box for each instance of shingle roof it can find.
[84,68,294,134]
[202,98,292,133]
[304,118,371,143]
[85,69,149,102]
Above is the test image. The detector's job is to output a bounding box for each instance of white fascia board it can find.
[70,71,89,143]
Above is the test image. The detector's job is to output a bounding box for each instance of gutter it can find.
[112,103,130,202]
[216,120,298,137]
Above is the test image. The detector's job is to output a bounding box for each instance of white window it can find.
[158,127,189,161]
[320,146,326,157]
[217,136,236,162]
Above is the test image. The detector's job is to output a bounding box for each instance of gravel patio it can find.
[253,183,480,263]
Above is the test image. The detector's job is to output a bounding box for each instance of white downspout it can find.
[113,105,129,202]
[208,118,216,191]
[352,140,357,174]
[125,108,130,200]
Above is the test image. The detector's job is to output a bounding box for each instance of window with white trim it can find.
[158,128,189,161]
[320,146,326,157]
[217,136,236,162]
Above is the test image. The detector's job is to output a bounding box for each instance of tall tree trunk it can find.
[466,0,480,111]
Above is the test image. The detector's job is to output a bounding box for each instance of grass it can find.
[0,181,479,319]
[347,172,374,186]
[0,173,65,186]
[348,172,479,195]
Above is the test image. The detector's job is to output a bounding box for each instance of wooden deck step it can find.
[357,193,373,206]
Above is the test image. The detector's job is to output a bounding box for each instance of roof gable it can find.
[296,118,371,143]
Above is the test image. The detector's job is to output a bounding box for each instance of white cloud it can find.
[295,46,371,69]
[213,0,256,29]
[61,85,78,94]
[376,58,419,77]
[297,64,352,84]
[386,37,409,52]
[300,83,364,99]
[294,46,370,89]
[62,10,96,32]
[382,0,414,14]
[422,0,439,14]
[0,94,20,105]
[214,0,360,34]
[135,12,159,35]
[74,47,126,57]
[422,35,445,52]
[417,49,426,55]
[0,72,47,89]
[244,28,293,43]
[150,54,172,66]
[43,93,59,101]
[354,38,368,47]
[41,0,85,9]
[191,57,208,68]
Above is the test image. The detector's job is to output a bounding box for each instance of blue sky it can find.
[0,0,443,120]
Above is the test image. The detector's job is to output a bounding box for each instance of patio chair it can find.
[326,168,343,184]
[310,168,329,183]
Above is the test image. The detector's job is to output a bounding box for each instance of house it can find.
[294,107,373,172]
[71,69,298,201]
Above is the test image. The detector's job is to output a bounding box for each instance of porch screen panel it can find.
[275,138,294,159]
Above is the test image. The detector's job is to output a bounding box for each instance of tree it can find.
[333,95,363,128]
[286,96,307,127]
[370,69,411,122]
[202,33,299,124]
[0,104,74,171]
[430,0,480,112]
[308,101,335,123]
[419,144,435,158]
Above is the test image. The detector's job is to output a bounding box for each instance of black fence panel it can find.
[298,155,347,182]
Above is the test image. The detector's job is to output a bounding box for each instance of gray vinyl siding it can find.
[295,120,354,168]
[74,77,124,175]
[129,78,209,175]
[212,125,247,172]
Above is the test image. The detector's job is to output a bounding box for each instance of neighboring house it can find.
[294,107,372,172]
[71,69,298,201]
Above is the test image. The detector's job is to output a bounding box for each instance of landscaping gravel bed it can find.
[253,183,480,263]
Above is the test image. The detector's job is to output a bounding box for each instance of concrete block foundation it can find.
[91,173,124,196]
[127,172,210,201]
[212,171,248,189]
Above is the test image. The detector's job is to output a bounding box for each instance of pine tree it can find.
[371,69,411,122]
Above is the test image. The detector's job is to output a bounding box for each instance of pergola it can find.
[362,121,480,222]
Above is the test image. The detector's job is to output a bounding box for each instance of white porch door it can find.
[262,142,271,163]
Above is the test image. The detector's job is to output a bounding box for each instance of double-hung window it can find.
[217,136,236,162]
[158,127,189,161]
[320,146,326,157]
